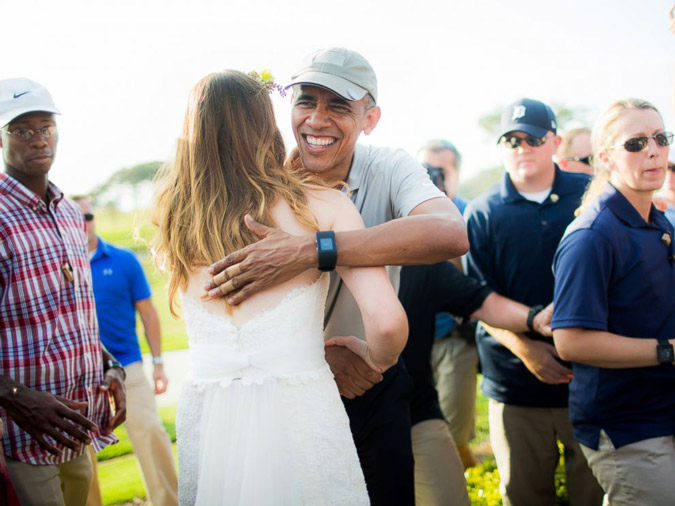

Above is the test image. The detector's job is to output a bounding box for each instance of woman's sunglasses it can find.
[608,131,673,153]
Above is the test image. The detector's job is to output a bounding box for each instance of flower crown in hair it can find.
[248,70,286,97]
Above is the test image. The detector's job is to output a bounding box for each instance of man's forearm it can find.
[137,301,162,358]
[333,213,468,267]
[101,345,116,364]
[480,322,533,358]
[0,375,17,407]
[472,293,529,334]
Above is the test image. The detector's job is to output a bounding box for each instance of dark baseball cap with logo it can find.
[0,78,60,128]
[497,98,557,143]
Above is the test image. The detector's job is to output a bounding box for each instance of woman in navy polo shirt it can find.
[552,98,675,506]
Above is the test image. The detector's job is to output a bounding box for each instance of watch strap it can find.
[103,358,127,380]
[527,305,544,332]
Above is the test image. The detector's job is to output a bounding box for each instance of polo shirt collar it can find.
[602,183,670,231]
[345,144,366,194]
[500,165,578,204]
[91,236,110,262]
[0,173,64,213]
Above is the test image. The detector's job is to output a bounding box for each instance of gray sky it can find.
[4,0,674,198]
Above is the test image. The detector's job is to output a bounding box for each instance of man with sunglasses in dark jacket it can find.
[557,128,593,175]
[464,98,603,506]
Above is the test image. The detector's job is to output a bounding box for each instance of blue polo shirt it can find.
[465,166,589,407]
[90,238,151,366]
[552,184,675,450]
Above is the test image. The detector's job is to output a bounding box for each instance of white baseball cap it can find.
[286,47,378,103]
[0,78,60,128]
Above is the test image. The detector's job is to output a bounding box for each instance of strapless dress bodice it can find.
[180,275,329,386]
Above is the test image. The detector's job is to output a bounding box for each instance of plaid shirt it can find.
[0,173,116,465]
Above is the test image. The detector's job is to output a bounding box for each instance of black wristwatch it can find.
[656,340,674,365]
[103,357,127,380]
[316,231,337,272]
[527,305,544,332]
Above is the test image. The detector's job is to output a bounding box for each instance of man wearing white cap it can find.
[0,78,126,505]
[206,48,468,505]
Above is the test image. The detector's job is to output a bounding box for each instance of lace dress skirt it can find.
[177,368,369,505]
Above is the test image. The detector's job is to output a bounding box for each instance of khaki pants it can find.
[489,400,603,506]
[431,335,478,446]
[411,418,470,506]
[88,361,177,506]
[6,450,92,506]
[581,431,675,506]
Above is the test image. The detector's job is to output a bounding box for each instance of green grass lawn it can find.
[96,405,176,505]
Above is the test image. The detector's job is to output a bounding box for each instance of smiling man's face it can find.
[291,85,379,182]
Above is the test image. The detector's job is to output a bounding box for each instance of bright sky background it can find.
[4,0,675,200]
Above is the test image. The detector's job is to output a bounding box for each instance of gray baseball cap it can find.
[286,47,378,103]
[0,78,60,128]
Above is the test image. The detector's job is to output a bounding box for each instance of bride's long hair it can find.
[153,70,320,315]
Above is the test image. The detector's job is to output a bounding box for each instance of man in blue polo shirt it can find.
[464,98,602,506]
[74,197,178,506]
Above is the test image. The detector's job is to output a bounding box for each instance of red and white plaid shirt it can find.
[0,173,116,465]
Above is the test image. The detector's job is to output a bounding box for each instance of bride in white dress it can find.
[152,71,408,505]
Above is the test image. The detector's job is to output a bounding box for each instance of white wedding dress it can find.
[176,273,369,505]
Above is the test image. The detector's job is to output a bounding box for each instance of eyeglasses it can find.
[0,126,57,142]
[564,155,592,166]
[84,213,95,222]
[501,134,548,149]
[668,164,675,172]
[607,131,673,153]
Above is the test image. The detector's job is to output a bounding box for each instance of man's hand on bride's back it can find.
[324,343,383,399]
[204,215,316,304]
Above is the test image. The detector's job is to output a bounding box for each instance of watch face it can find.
[657,343,674,364]
[319,237,335,251]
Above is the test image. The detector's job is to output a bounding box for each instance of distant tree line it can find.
[91,161,164,209]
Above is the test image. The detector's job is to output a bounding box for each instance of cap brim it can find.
[0,106,61,128]
[285,71,368,101]
[497,123,549,143]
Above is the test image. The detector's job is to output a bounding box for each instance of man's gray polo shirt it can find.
[323,143,444,341]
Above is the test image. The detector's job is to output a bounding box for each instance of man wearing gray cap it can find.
[464,98,602,505]
[0,78,126,505]
[206,48,468,505]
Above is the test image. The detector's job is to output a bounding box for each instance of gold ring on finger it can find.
[219,279,236,296]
